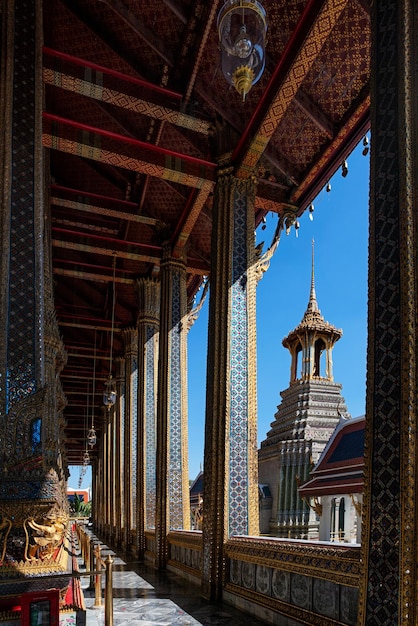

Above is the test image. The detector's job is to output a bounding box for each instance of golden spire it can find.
[307,239,319,314]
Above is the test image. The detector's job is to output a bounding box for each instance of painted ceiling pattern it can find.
[41,0,371,462]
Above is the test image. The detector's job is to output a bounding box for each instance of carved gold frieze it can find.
[168,530,202,551]
[225,537,360,587]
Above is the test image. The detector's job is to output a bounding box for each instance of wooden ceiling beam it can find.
[161,0,188,24]
[43,48,211,135]
[170,187,213,258]
[43,113,216,190]
[97,0,175,67]
[51,195,163,227]
[59,0,154,83]
[290,89,370,209]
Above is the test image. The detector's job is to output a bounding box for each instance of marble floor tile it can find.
[77,534,287,625]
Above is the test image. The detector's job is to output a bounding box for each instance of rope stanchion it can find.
[104,554,114,626]
[93,544,104,608]
[89,538,95,589]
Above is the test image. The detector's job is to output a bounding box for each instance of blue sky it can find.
[70,139,369,488]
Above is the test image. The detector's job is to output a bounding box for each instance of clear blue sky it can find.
[70,139,369,488]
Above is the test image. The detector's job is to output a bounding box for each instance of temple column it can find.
[114,357,125,546]
[102,410,109,536]
[105,410,112,537]
[96,446,104,535]
[136,278,160,557]
[121,328,138,552]
[108,404,116,537]
[202,167,259,600]
[360,1,418,624]
[155,247,190,569]
[0,0,69,560]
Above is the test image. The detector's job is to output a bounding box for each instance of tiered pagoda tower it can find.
[258,243,350,539]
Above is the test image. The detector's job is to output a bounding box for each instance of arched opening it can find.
[294,342,302,381]
[313,338,326,377]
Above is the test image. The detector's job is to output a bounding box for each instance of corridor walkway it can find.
[78,533,270,626]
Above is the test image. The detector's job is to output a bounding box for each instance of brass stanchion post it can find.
[105,554,114,626]
[89,539,95,589]
[93,544,102,608]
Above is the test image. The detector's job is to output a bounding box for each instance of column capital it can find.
[136,277,160,325]
[121,327,138,357]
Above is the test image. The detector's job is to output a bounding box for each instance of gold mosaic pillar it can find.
[96,443,104,535]
[0,0,69,569]
[108,403,116,537]
[155,247,190,569]
[202,166,259,600]
[359,1,418,624]
[121,328,138,552]
[104,410,112,536]
[136,278,160,556]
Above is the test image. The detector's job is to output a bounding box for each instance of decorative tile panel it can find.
[228,185,249,536]
[361,0,410,623]
[169,269,185,530]
[6,0,38,412]
[145,325,157,530]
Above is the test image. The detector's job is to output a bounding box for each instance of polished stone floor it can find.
[77,534,271,626]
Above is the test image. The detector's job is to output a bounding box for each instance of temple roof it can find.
[283,241,343,347]
[298,415,365,497]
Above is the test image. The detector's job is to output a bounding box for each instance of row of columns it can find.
[92,168,261,599]
[92,250,195,555]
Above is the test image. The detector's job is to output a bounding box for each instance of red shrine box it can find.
[20,589,59,626]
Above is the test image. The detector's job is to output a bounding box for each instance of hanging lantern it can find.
[83,450,90,464]
[218,0,267,101]
[103,375,117,411]
[87,426,97,448]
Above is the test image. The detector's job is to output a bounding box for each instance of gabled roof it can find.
[190,471,204,497]
[298,415,365,497]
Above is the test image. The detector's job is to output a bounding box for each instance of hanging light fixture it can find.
[103,254,117,411]
[87,333,97,447]
[218,0,267,101]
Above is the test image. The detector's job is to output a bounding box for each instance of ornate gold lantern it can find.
[218,0,267,101]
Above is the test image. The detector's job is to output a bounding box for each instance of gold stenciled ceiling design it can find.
[42,0,370,463]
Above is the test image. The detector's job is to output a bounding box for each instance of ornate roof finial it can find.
[307,239,319,314]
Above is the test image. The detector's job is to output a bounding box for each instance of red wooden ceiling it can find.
[42,0,371,463]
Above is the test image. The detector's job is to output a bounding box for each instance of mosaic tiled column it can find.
[202,167,259,600]
[121,328,138,552]
[96,446,104,535]
[0,0,68,563]
[155,248,190,569]
[136,278,160,556]
[114,357,125,546]
[105,410,112,537]
[359,1,418,624]
[108,405,116,536]
[102,409,109,535]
